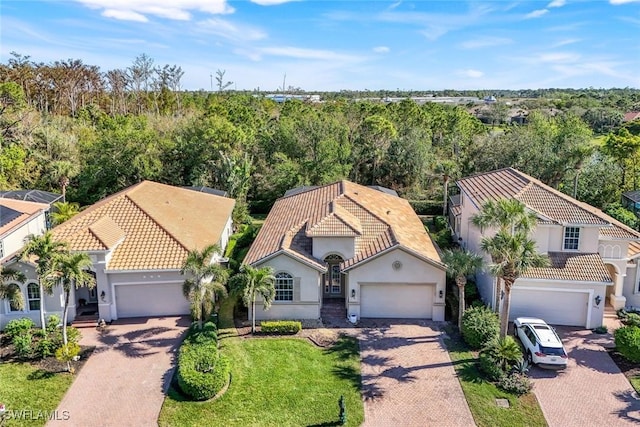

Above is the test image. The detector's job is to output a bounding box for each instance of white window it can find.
[331,265,341,294]
[275,272,293,301]
[7,284,23,312]
[563,227,580,250]
[27,283,40,311]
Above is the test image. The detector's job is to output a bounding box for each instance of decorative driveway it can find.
[47,316,189,427]
[530,327,640,427]
[358,321,476,427]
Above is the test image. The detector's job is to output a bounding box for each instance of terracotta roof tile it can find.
[523,252,612,283]
[245,180,441,270]
[52,181,235,270]
[0,199,48,237]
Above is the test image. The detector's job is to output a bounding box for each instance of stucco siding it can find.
[256,254,322,303]
[312,237,355,260]
[254,303,319,321]
[1,214,47,261]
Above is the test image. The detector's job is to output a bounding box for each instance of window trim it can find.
[27,282,41,311]
[563,226,580,251]
[274,272,293,302]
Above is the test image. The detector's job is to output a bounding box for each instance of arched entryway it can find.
[323,254,344,299]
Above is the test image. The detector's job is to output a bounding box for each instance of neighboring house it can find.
[1,181,235,329]
[450,168,640,329]
[0,189,62,229]
[244,180,446,322]
[623,112,640,122]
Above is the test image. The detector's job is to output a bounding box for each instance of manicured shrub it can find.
[46,314,62,332]
[461,306,500,349]
[498,372,533,396]
[187,321,218,344]
[177,341,229,400]
[477,352,504,381]
[260,320,302,334]
[36,337,57,358]
[622,313,640,328]
[13,333,33,357]
[56,343,81,373]
[614,325,640,363]
[482,336,522,372]
[4,317,35,340]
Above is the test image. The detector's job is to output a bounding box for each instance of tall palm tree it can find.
[481,231,549,338]
[229,265,276,333]
[442,249,483,329]
[21,232,68,331]
[181,244,229,329]
[50,252,94,346]
[0,268,27,311]
[50,201,81,226]
[436,160,458,216]
[471,198,538,311]
[50,160,79,203]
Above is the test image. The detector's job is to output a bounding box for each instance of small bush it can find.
[478,352,504,381]
[593,325,608,334]
[13,333,33,357]
[622,313,640,328]
[614,326,640,363]
[433,216,449,232]
[461,306,500,349]
[482,336,522,372]
[177,341,229,401]
[187,322,218,345]
[36,337,57,358]
[498,373,533,396]
[4,317,35,340]
[260,320,302,334]
[46,315,62,332]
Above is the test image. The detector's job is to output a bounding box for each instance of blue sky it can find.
[1,1,639,91]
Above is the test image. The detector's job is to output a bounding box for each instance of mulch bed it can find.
[607,348,640,387]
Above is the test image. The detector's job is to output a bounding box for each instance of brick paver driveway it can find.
[530,327,640,427]
[48,316,189,427]
[358,321,475,427]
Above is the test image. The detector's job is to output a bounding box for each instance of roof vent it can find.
[387,210,391,214]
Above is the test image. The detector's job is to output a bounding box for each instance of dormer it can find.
[307,201,360,260]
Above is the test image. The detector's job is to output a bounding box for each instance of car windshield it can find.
[539,345,565,356]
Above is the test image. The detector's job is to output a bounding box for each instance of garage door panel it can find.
[510,288,588,327]
[360,283,433,319]
[115,283,191,318]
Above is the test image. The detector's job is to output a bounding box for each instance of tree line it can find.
[1,52,640,226]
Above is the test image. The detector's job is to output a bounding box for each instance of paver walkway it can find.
[530,327,640,427]
[48,316,189,427]
[358,321,476,427]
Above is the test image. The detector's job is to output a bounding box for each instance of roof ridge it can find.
[124,194,191,253]
[457,167,516,183]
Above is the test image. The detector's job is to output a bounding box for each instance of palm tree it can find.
[442,249,483,329]
[0,268,27,311]
[229,265,275,333]
[471,199,538,311]
[481,231,549,338]
[436,160,458,216]
[181,244,229,329]
[51,201,81,226]
[482,336,522,372]
[50,160,78,203]
[50,252,94,346]
[21,232,68,331]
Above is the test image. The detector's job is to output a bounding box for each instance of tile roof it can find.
[244,180,442,270]
[623,112,640,122]
[52,181,235,270]
[457,168,640,244]
[522,252,612,283]
[0,199,48,238]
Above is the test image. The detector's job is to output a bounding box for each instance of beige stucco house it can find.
[244,180,446,322]
[450,168,640,329]
[1,181,235,329]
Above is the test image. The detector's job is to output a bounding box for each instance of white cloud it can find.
[373,46,390,53]
[196,18,267,41]
[551,38,580,48]
[73,0,234,22]
[548,0,566,7]
[458,69,484,78]
[250,0,299,5]
[260,46,362,62]
[610,0,640,4]
[460,36,512,49]
[525,9,549,19]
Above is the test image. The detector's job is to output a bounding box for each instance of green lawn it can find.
[444,334,547,427]
[160,297,364,427]
[630,376,640,394]
[0,363,74,427]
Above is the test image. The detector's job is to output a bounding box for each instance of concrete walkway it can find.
[358,322,476,427]
[48,316,189,427]
[530,327,640,427]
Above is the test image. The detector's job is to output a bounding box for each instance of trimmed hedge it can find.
[260,320,302,334]
[461,306,500,349]
[614,325,640,363]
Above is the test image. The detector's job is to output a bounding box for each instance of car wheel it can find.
[526,351,533,365]
[513,325,518,337]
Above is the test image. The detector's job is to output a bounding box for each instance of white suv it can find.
[514,317,568,369]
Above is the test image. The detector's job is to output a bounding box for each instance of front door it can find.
[323,254,344,298]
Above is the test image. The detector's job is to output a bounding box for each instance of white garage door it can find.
[115,283,191,318]
[510,288,589,327]
[360,283,433,318]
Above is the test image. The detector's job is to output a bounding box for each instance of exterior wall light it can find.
[100,290,106,302]
[595,295,602,306]
[351,289,356,299]
[439,289,443,299]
